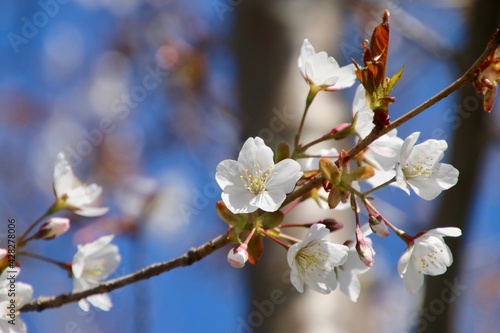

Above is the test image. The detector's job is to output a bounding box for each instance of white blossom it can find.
[0,268,33,333]
[395,132,459,200]
[72,235,121,311]
[298,39,356,91]
[287,223,348,294]
[216,137,303,214]
[336,241,373,302]
[398,227,461,293]
[53,152,108,216]
[353,84,403,187]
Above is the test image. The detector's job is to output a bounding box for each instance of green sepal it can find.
[216,201,247,232]
[319,158,341,185]
[260,211,284,230]
[275,141,291,163]
[344,166,375,183]
[327,186,342,209]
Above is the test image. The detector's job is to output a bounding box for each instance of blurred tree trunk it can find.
[233,3,298,333]
[232,1,346,332]
[418,1,500,332]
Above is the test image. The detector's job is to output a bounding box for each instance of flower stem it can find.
[259,228,291,249]
[281,34,500,209]
[18,202,58,247]
[362,176,396,196]
[294,87,319,157]
[363,199,411,243]
[18,251,71,273]
[281,198,302,215]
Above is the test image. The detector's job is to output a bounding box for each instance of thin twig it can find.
[20,233,230,313]
[283,28,499,207]
[20,28,499,315]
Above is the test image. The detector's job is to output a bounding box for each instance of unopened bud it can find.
[35,217,70,240]
[300,220,344,232]
[328,123,354,140]
[316,219,344,232]
[356,239,374,267]
[355,223,375,267]
[227,245,249,269]
[368,214,390,237]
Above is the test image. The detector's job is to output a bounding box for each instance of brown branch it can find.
[20,233,230,313]
[283,28,499,208]
[348,28,500,158]
[18,27,500,316]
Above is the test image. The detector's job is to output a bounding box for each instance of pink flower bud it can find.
[356,239,374,267]
[368,214,390,237]
[227,245,248,269]
[35,217,70,240]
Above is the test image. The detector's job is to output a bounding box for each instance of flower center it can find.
[416,248,444,274]
[240,163,273,194]
[83,262,106,280]
[296,242,329,277]
[402,156,438,179]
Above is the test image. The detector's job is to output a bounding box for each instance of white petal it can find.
[265,159,303,193]
[403,261,425,293]
[306,52,340,86]
[287,243,302,268]
[395,165,411,195]
[250,191,283,212]
[407,177,445,200]
[425,227,462,238]
[301,223,329,244]
[215,159,244,190]
[400,132,420,166]
[75,206,109,217]
[221,187,257,214]
[87,293,113,311]
[53,152,74,197]
[398,244,414,275]
[237,137,274,171]
[298,39,316,76]
[338,268,361,302]
[433,163,459,189]
[289,266,305,293]
[323,243,349,266]
[78,299,90,312]
[324,63,356,91]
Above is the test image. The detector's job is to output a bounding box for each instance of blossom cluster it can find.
[1,153,121,331]
[215,28,465,302]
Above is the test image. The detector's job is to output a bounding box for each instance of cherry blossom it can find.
[287,223,348,294]
[72,235,121,311]
[216,137,303,214]
[298,39,356,91]
[53,152,108,216]
[395,132,459,200]
[0,268,33,333]
[398,227,461,293]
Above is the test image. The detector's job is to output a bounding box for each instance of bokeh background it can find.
[1,0,499,332]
